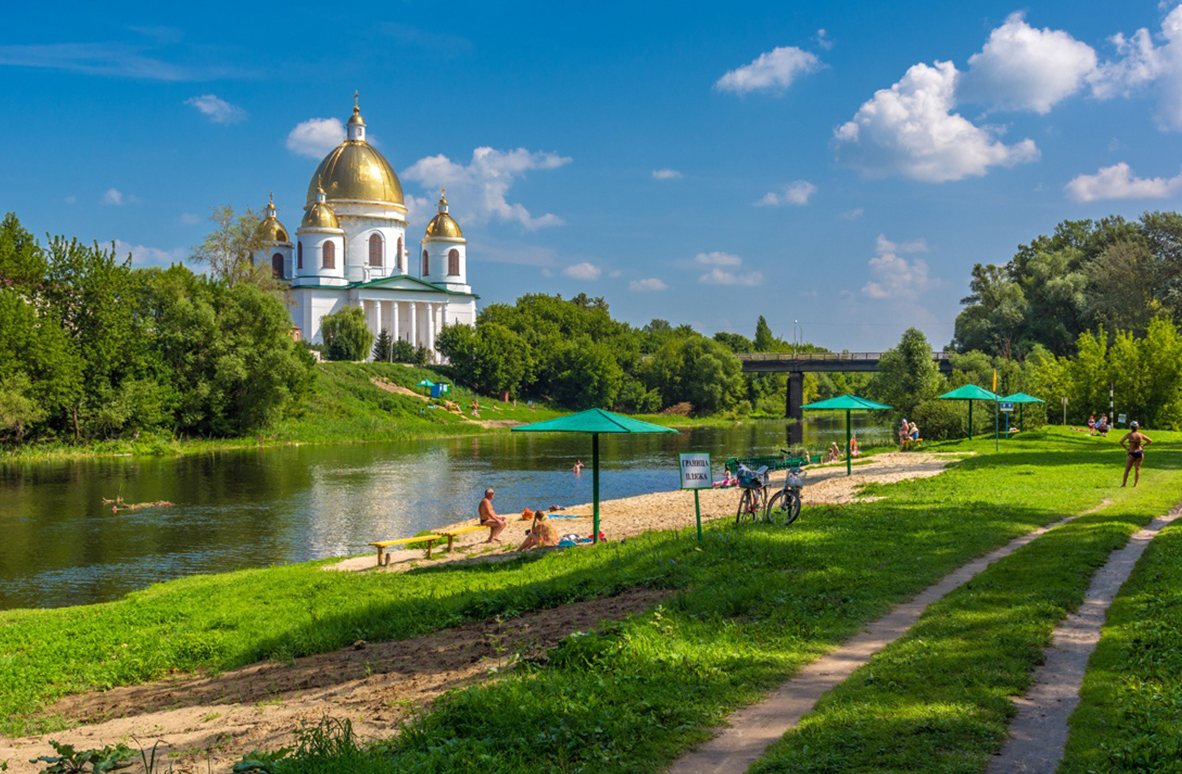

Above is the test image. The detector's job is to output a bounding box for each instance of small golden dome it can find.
[301,199,340,230]
[256,217,289,243]
[424,191,464,239]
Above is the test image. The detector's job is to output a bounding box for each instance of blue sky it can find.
[2,0,1180,351]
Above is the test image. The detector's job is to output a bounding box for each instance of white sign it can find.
[1118,413,1127,424]
[999,402,1014,412]
[679,452,713,490]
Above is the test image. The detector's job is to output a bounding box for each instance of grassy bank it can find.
[0,362,733,463]
[3,430,1179,774]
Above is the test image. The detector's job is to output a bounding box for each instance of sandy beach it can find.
[331,451,965,572]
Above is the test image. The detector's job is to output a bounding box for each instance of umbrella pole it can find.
[969,401,973,440]
[846,409,852,476]
[592,433,600,544]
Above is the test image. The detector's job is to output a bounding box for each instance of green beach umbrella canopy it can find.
[512,408,678,543]
[415,379,436,388]
[801,394,893,476]
[937,384,1001,439]
[1001,392,1045,432]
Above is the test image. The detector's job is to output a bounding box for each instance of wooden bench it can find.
[901,437,924,450]
[369,534,443,566]
[436,524,488,552]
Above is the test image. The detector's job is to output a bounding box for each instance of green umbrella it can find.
[415,379,435,387]
[801,394,893,476]
[937,384,1000,440]
[512,408,678,543]
[1001,392,1045,432]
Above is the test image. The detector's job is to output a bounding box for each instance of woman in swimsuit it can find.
[1120,421,1152,487]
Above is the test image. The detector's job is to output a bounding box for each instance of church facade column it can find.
[391,300,400,343]
[408,301,418,347]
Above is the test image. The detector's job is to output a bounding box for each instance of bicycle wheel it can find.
[736,488,759,523]
[766,488,802,525]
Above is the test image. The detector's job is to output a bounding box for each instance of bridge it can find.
[737,352,954,443]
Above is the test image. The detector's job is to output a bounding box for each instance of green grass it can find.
[2,428,1179,773]
[1059,519,1182,773]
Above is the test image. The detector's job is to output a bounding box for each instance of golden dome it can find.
[256,216,289,243]
[306,141,403,206]
[301,198,340,230]
[424,191,464,239]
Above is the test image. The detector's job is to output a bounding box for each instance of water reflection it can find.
[0,415,888,610]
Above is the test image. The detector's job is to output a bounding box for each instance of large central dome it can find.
[305,105,404,207]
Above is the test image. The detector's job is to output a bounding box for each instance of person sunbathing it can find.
[518,511,560,550]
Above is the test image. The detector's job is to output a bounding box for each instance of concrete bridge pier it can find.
[787,372,804,446]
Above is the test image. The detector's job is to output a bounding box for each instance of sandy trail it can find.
[0,452,961,774]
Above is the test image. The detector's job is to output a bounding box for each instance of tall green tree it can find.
[189,205,282,292]
[321,306,373,362]
[869,327,943,417]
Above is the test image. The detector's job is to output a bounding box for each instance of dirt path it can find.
[984,503,1182,774]
[665,498,1119,774]
[0,589,670,774]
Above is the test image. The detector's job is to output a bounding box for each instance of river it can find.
[0,416,893,610]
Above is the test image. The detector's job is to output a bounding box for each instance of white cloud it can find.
[0,41,248,81]
[652,168,682,180]
[563,262,601,281]
[404,147,571,230]
[629,278,668,292]
[1089,6,1182,131]
[185,94,247,124]
[843,207,864,220]
[756,180,817,206]
[834,60,1039,182]
[179,212,200,225]
[1065,162,1182,201]
[101,188,136,206]
[960,12,1097,114]
[698,267,764,286]
[716,46,822,94]
[815,29,834,51]
[694,251,743,266]
[608,269,622,279]
[286,118,344,158]
[862,234,937,300]
[112,240,185,268]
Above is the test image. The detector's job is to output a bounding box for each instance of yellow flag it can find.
[992,369,997,392]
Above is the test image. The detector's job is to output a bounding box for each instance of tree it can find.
[754,315,776,351]
[870,328,943,417]
[372,329,393,362]
[321,306,373,361]
[546,339,623,409]
[189,205,279,290]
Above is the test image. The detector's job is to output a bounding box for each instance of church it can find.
[253,96,478,358]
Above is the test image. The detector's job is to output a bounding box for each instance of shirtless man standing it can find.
[1120,421,1153,487]
[478,488,506,543]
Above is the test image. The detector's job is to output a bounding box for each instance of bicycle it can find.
[735,463,770,523]
[765,462,806,525]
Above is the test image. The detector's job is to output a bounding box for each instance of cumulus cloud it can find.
[715,46,822,94]
[862,234,936,300]
[101,188,137,205]
[629,278,668,292]
[1089,6,1182,131]
[960,12,1097,113]
[652,168,682,180]
[404,147,571,230]
[698,267,764,286]
[815,29,834,51]
[112,240,185,268]
[834,60,1039,182]
[563,262,601,281]
[185,94,246,123]
[756,180,816,206]
[1065,162,1182,201]
[694,251,743,266]
[286,118,344,158]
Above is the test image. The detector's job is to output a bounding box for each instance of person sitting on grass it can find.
[826,442,841,462]
[478,488,506,543]
[519,510,559,551]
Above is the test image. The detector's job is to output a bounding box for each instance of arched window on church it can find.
[422,249,430,276]
[297,242,303,270]
[447,249,460,276]
[272,252,284,279]
[323,241,335,270]
[369,233,383,267]
[396,237,403,272]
